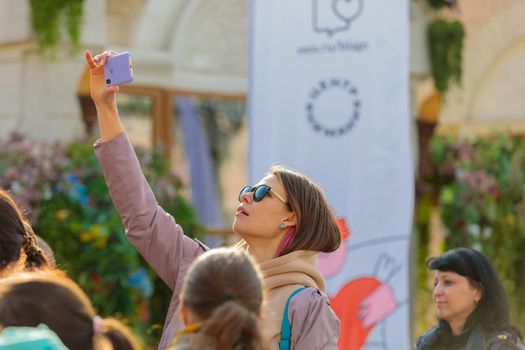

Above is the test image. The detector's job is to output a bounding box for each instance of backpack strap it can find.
[279,287,307,350]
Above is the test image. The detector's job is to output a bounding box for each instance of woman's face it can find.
[432,270,481,328]
[233,174,294,242]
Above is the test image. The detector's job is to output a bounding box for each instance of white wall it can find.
[439,0,525,135]
[0,0,31,43]
[131,0,248,93]
[0,0,107,141]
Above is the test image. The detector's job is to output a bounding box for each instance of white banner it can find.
[249,1,413,349]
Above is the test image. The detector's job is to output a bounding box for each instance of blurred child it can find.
[0,189,49,275]
[0,271,140,350]
[169,248,266,350]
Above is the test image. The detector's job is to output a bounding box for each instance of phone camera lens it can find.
[106,79,111,84]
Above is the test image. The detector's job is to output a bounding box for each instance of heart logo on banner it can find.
[333,0,362,21]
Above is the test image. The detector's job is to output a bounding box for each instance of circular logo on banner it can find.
[306,78,361,137]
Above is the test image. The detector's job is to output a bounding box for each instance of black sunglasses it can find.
[238,184,288,205]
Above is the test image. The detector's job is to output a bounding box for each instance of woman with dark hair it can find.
[416,247,524,350]
[85,50,340,349]
[0,271,140,350]
[0,189,49,274]
[169,248,265,350]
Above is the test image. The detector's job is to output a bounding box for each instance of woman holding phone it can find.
[85,50,340,350]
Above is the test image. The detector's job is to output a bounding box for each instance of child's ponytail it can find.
[99,317,141,350]
[22,226,49,269]
[201,300,263,349]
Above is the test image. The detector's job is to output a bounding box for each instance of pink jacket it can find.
[94,133,340,350]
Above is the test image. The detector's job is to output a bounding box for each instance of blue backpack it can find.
[279,287,307,350]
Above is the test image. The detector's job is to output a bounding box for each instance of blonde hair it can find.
[177,248,265,350]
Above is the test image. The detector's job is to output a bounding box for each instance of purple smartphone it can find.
[104,52,134,86]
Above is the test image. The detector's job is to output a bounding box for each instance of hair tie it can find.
[93,316,103,335]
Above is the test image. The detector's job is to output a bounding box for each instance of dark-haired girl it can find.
[0,189,49,275]
[416,247,525,350]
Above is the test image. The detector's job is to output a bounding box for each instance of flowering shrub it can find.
[425,134,525,328]
[0,133,201,342]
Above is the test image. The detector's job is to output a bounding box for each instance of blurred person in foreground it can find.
[0,189,50,276]
[169,248,266,350]
[0,270,141,350]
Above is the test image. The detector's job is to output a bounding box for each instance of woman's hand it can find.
[85,50,119,107]
[84,50,124,141]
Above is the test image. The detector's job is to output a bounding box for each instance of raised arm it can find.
[86,50,205,290]
[85,50,123,141]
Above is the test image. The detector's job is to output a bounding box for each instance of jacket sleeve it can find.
[488,341,521,350]
[93,133,205,291]
[487,333,525,350]
[288,288,340,350]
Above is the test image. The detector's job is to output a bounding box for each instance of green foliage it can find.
[425,134,525,330]
[428,19,464,95]
[0,133,202,344]
[29,0,85,54]
[413,194,434,334]
[426,0,457,10]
